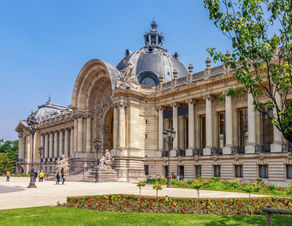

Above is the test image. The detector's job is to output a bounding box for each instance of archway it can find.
[102,108,114,153]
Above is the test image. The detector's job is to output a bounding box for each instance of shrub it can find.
[137,181,146,196]
[156,177,167,184]
[66,195,292,215]
[153,182,162,198]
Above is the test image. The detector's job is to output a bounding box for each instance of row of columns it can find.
[42,127,73,160]
[74,116,92,153]
[158,93,283,155]
[112,102,127,151]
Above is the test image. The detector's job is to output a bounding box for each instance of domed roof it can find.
[35,98,69,121]
[116,19,188,86]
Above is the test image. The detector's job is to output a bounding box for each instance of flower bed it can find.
[66,195,292,215]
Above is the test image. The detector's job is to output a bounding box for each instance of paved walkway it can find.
[0,177,266,210]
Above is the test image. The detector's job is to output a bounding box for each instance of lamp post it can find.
[27,111,38,188]
[163,128,176,188]
[93,138,102,182]
[38,146,44,172]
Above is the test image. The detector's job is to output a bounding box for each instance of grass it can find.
[1,206,292,226]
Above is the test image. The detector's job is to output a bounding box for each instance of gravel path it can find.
[0,177,266,210]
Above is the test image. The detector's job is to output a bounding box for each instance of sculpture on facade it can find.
[55,155,70,175]
[98,149,114,170]
[114,60,140,90]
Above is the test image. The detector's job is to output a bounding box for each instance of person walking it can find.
[62,173,66,184]
[39,171,44,182]
[6,172,10,182]
[56,172,60,184]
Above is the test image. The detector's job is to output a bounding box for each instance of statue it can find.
[55,155,70,175]
[98,149,114,170]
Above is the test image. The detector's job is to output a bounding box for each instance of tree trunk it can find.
[197,189,200,201]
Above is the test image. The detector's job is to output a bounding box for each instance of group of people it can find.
[55,168,66,184]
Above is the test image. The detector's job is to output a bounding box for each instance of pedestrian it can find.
[6,172,10,182]
[39,171,44,182]
[56,172,60,184]
[34,171,38,180]
[62,174,66,184]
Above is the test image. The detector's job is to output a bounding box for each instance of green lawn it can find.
[1,206,292,226]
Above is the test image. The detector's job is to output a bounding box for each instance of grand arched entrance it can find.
[102,108,114,152]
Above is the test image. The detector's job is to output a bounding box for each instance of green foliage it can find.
[257,177,263,183]
[156,177,167,184]
[195,174,202,180]
[153,182,163,197]
[219,94,226,102]
[137,181,146,196]
[203,0,292,142]
[0,139,18,174]
[1,206,292,225]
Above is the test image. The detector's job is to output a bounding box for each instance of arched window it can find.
[137,71,160,86]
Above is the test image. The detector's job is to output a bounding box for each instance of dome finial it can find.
[151,17,157,32]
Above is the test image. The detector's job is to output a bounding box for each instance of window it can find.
[195,165,202,176]
[261,110,273,152]
[287,165,292,179]
[144,165,149,176]
[235,165,243,178]
[238,108,248,147]
[200,115,206,149]
[259,165,268,178]
[164,166,169,178]
[214,165,221,177]
[177,166,184,180]
[137,71,159,86]
[217,112,225,149]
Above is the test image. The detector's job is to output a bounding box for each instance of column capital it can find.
[203,94,214,101]
[155,105,165,111]
[186,98,196,104]
[119,101,127,109]
[171,102,180,108]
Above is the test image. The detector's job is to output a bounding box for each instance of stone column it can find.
[54,131,58,159]
[18,135,24,160]
[77,117,83,152]
[49,132,53,159]
[74,118,78,153]
[271,91,282,152]
[171,102,179,156]
[223,94,232,154]
[70,127,74,157]
[113,104,119,149]
[158,106,164,151]
[246,93,256,153]
[187,99,195,156]
[64,129,69,157]
[59,130,63,157]
[119,103,126,149]
[204,95,212,155]
[86,117,92,152]
[45,133,49,159]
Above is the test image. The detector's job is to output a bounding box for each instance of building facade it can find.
[16,19,292,183]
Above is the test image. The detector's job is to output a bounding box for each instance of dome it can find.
[35,98,69,121]
[116,19,188,86]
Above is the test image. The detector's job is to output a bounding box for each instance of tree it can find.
[137,181,146,196]
[203,0,292,143]
[153,182,163,198]
[0,139,18,174]
[192,179,209,200]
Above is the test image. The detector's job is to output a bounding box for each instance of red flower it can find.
[269,202,272,205]
[237,209,240,212]
[88,204,91,207]
[88,200,91,203]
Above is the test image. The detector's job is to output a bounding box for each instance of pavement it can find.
[0,177,266,210]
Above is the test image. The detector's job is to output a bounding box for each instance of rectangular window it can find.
[177,165,184,180]
[214,165,221,177]
[217,112,225,149]
[144,165,149,176]
[259,165,268,178]
[195,165,202,176]
[164,166,169,178]
[238,108,248,147]
[200,115,206,149]
[184,117,189,150]
[287,165,292,179]
[235,165,243,178]
[261,110,273,152]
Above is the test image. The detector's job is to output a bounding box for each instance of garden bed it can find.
[66,194,292,215]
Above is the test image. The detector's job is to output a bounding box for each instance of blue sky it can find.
[0,0,234,140]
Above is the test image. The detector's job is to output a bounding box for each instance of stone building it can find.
[15,19,292,183]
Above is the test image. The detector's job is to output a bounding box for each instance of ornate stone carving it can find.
[98,149,114,170]
[55,155,70,175]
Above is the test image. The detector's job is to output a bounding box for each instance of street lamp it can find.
[38,146,44,172]
[26,111,38,188]
[163,128,176,188]
[93,138,102,182]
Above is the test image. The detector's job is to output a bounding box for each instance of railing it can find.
[211,147,223,155]
[263,206,292,226]
[193,149,203,156]
[162,151,169,157]
[231,146,245,154]
[255,144,271,153]
[176,149,186,157]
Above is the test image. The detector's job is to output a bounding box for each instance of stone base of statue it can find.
[96,168,118,182]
